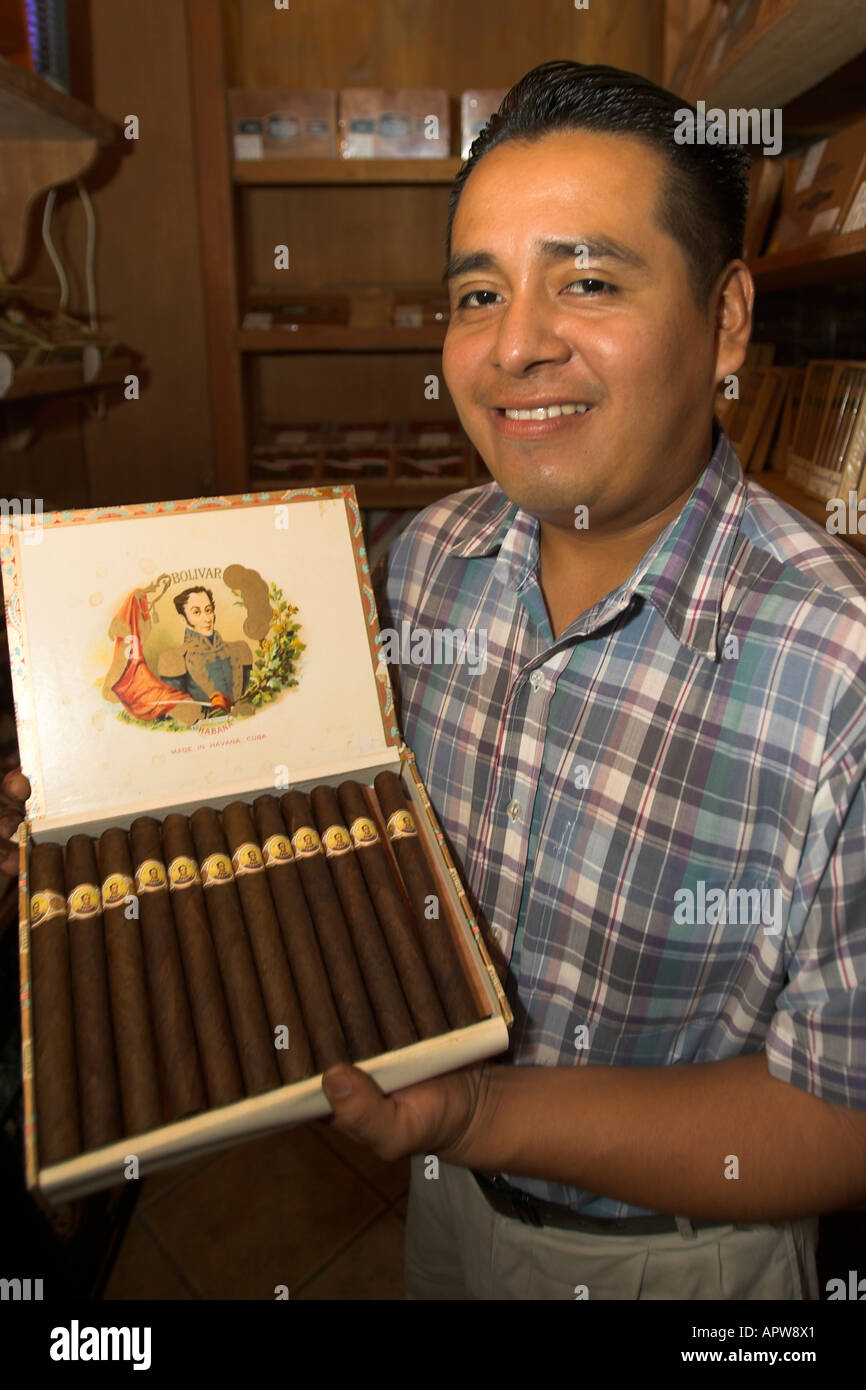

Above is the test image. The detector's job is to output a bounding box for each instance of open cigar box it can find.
[3,486,512,1203]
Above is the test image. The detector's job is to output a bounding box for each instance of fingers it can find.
[2,770,30,805]
[0,769,30,879]
[322,1065,415,1163]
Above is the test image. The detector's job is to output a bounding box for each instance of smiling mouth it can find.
[493,403,594,420]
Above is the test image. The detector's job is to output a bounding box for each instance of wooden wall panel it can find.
[255,352,455,425]
[228,0,663,90]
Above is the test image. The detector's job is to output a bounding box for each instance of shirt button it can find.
[529,669,544,690]
[507,800,522,821]
[491,926,504,945]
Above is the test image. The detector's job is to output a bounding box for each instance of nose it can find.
[490,287,572,376]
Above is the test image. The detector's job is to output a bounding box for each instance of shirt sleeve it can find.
[765,756,866,1111]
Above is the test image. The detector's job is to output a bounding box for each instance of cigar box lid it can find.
[2,487,399,834]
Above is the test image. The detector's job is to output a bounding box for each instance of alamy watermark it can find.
[0,497,44,546]
[674,882,783,936]
[377,621,487,675]
[673,101,782,158]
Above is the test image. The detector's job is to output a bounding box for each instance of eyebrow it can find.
[442,235,648,282]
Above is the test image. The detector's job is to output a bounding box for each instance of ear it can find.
[712,261,754,387]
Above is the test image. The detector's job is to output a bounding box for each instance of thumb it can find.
[321,1065,405,1159]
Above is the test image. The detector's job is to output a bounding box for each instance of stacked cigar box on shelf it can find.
[3,487,511,1203]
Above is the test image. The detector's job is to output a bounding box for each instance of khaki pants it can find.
[405,1156,821,1300]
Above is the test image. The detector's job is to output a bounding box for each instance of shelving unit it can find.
[185,0,663,501]
[0,352,137,402]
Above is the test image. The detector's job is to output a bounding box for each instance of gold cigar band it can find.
[67,883,101,919]
[168,855,201,890]
[231,841,264,875]
[322,823,352,857]
[30,890,66,927]
[291,826,322,858]
[200,852,234,888]
[386,809,417,840]
[101,873,134,909]
[135,859,168,893]
[262,834,294,866]
[349,815,380,848]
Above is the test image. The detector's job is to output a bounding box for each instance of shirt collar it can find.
[447,424,746,662]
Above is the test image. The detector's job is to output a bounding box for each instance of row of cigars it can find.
[27,772,483,1170]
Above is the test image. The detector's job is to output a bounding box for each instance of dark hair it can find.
[446,61,751,307]
[174,586,215,618]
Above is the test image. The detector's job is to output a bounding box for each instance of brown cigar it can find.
[252,796,349,1072]
[281,791,382,1061]
[373,770,479,1029]
[29,842,81,1164]
[220,801,314,1085]
[189,806,279,1096]
[310,785,417,1052]
[97,828,163,1137]
[128,817,207,1121]
[63,835,123,1151]
[161,814,244,1108]
[337,781,449,1039]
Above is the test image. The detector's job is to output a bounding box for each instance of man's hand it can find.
[0,768,30,877]
[322,1060,492,1166]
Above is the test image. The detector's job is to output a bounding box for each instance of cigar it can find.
[220,801,314,1085]
[310,785,416,1052]
[373,770,479,1029]
[252,796,349,1072]
[97,828,163,1137]
[29,842,81,1164]
[280,791,383,1061]
[337,781,449,1039]
[161,814,244,1109]
[128,817,207,1121]
[63,835,123,1151]
[189,806,280,1096]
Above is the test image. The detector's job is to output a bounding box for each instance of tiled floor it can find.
[103,1120,409,1300]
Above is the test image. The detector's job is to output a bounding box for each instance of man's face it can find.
[183,591,215,634]
[443,131,725,531]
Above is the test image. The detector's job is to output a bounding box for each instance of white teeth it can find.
[503,403,591,420]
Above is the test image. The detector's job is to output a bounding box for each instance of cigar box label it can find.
[101,873,134,909]
[29,890,66,927]
[67,883,101,919]
[231,842,265,875]
[200,852,234,887]
[386,809,417,840]
[262,833,294,866]
[349,815,380,848]
[135,859,168,893]
[168,856,202,890]
[322,823,352,857]
[291,826,322,858]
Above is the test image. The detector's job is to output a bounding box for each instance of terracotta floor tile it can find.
[142,1124,385,1299]
[103,1217,193,1300]
[312,1119,410,1201]
[137,1152,221,1211]
[295,1210,406,1300]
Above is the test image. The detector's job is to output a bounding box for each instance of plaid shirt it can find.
[376,425,866,1218]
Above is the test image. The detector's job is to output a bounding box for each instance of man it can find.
[320,61,866,1300]
[1,60,864,1302]
[157,587,252,706]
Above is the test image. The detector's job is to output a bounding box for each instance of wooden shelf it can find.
[750,470,866,556]
[0,54,116,142]
[696,0,866,109]
[233,157,462,185]
[237,325,446,352]
[748,229,866,293]
[0,55,119,277]
[0,354,136,402]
